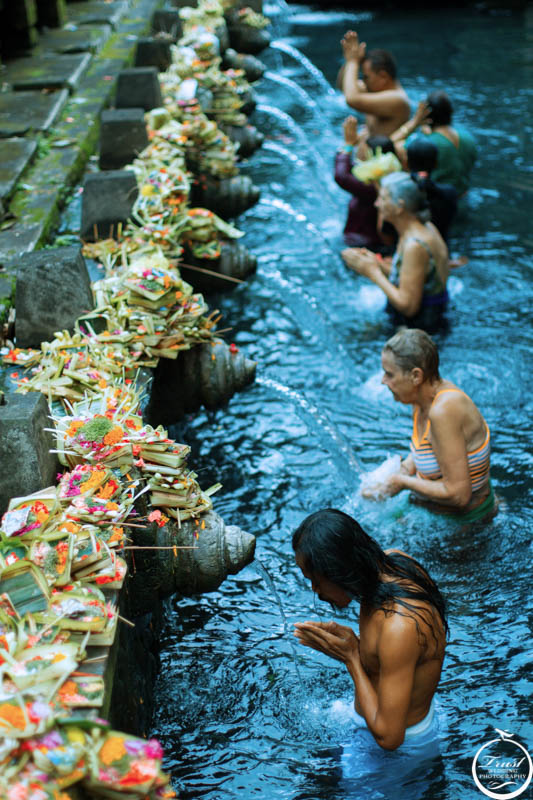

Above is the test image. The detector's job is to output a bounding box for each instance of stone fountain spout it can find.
[125,511,256,616]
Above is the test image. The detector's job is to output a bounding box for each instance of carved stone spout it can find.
[124,511,256,615]
[145,338,256,426]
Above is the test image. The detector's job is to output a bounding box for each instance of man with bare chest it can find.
[339,30,410,138]
[292,508,447,752]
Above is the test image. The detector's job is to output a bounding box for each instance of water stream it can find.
[151,6,533,799]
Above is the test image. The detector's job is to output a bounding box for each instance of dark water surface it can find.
[151,4,533,799]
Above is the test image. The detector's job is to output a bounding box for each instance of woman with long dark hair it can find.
[293,508,447,752]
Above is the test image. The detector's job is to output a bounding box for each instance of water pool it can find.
[151,4,533,799]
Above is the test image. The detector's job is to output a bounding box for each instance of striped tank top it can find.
[410,389,490,492]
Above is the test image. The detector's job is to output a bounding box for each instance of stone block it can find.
[37,25,111,55]
[0,393,59,517]
[0,89,69,138]
[99,108,149,170]
[36,0,67,28]
[10,0,38,31]
[0,138,38,203]
[115,67,163,111]
[14,246,94,347]
[65,1,128,28]
[0,223,43,263]
[134,37,172,72]
[80,170,138,241]
[151,9,182,40]
[3,53,92,92]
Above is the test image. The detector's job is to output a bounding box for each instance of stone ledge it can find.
[0,0,165,263]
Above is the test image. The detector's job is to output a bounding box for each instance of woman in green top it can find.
[393,91,477,195]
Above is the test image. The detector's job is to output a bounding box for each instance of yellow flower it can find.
[66,727,86,745]
[0,703,26,729]
[100,735,127,765]
[103,426,124,446]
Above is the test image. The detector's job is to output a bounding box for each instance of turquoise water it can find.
[151,4,533,799]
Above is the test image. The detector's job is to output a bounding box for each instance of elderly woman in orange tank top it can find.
[372,329,495,520]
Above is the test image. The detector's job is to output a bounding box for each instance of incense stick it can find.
[178,262,245,284]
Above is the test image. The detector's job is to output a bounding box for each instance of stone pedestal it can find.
[134,37,172,72]
[115,67,163,111]
[36,0,67,28]
[151,8,182,40]
[80,170,138,240]
[14,246,94,347]
[0,393,59,516]
[145,339,256,425]
[99,108,149,169]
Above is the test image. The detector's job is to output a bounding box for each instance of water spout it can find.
[257,264,357,381]
[254,558,305,690]
[254,104,338,199]
[263,70,325,121]
[271,40,337,97]
[262,140,305,165]
[256,376,363,483]
[255,197,347,272]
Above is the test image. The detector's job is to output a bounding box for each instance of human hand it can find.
[341,30,366,63]
[382,471,406,496]
[294,620,359,664]
[342,247,380,279]
[343,116,359,145]
[412,100,432,129]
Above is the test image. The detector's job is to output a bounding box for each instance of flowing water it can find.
[151,5,533,799]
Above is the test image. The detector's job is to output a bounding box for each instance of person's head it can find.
[366,135,396,156]
[426,90,453,127]
[376,172,431,223]
[406,138,438,175]
[381,328,440,401]
[292,509,386,608]
[293,508,448,635]
[362,49,397,91]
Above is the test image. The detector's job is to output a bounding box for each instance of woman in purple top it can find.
[334,116,397,252]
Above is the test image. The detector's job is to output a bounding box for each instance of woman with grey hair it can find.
[374,328,495,521]
[342,172,449,330]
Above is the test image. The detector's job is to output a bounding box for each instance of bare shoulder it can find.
[430,385,469,421]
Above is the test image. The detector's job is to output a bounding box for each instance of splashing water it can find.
[271,40,338,97]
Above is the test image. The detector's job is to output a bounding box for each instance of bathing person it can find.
[393,92,477,195]
[334,115,398,251]
[342,172,449,331]
[340,30,410,137]
[406,139,458,243]
[293,508,447,751]
[376,328,495,519]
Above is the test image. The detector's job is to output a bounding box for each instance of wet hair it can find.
[292,509,448,643]
[381,172,431,222]
[407,138,438,174]
[366,135,396,156]
[364,49,397,79]
[426,90,453,127]
[382,328,440,381]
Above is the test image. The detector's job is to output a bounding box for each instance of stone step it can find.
[0,138,38,203]
[2,52,92,92]
[65,0,129,28]
[36,24,112,55]
[0,89,69,137]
